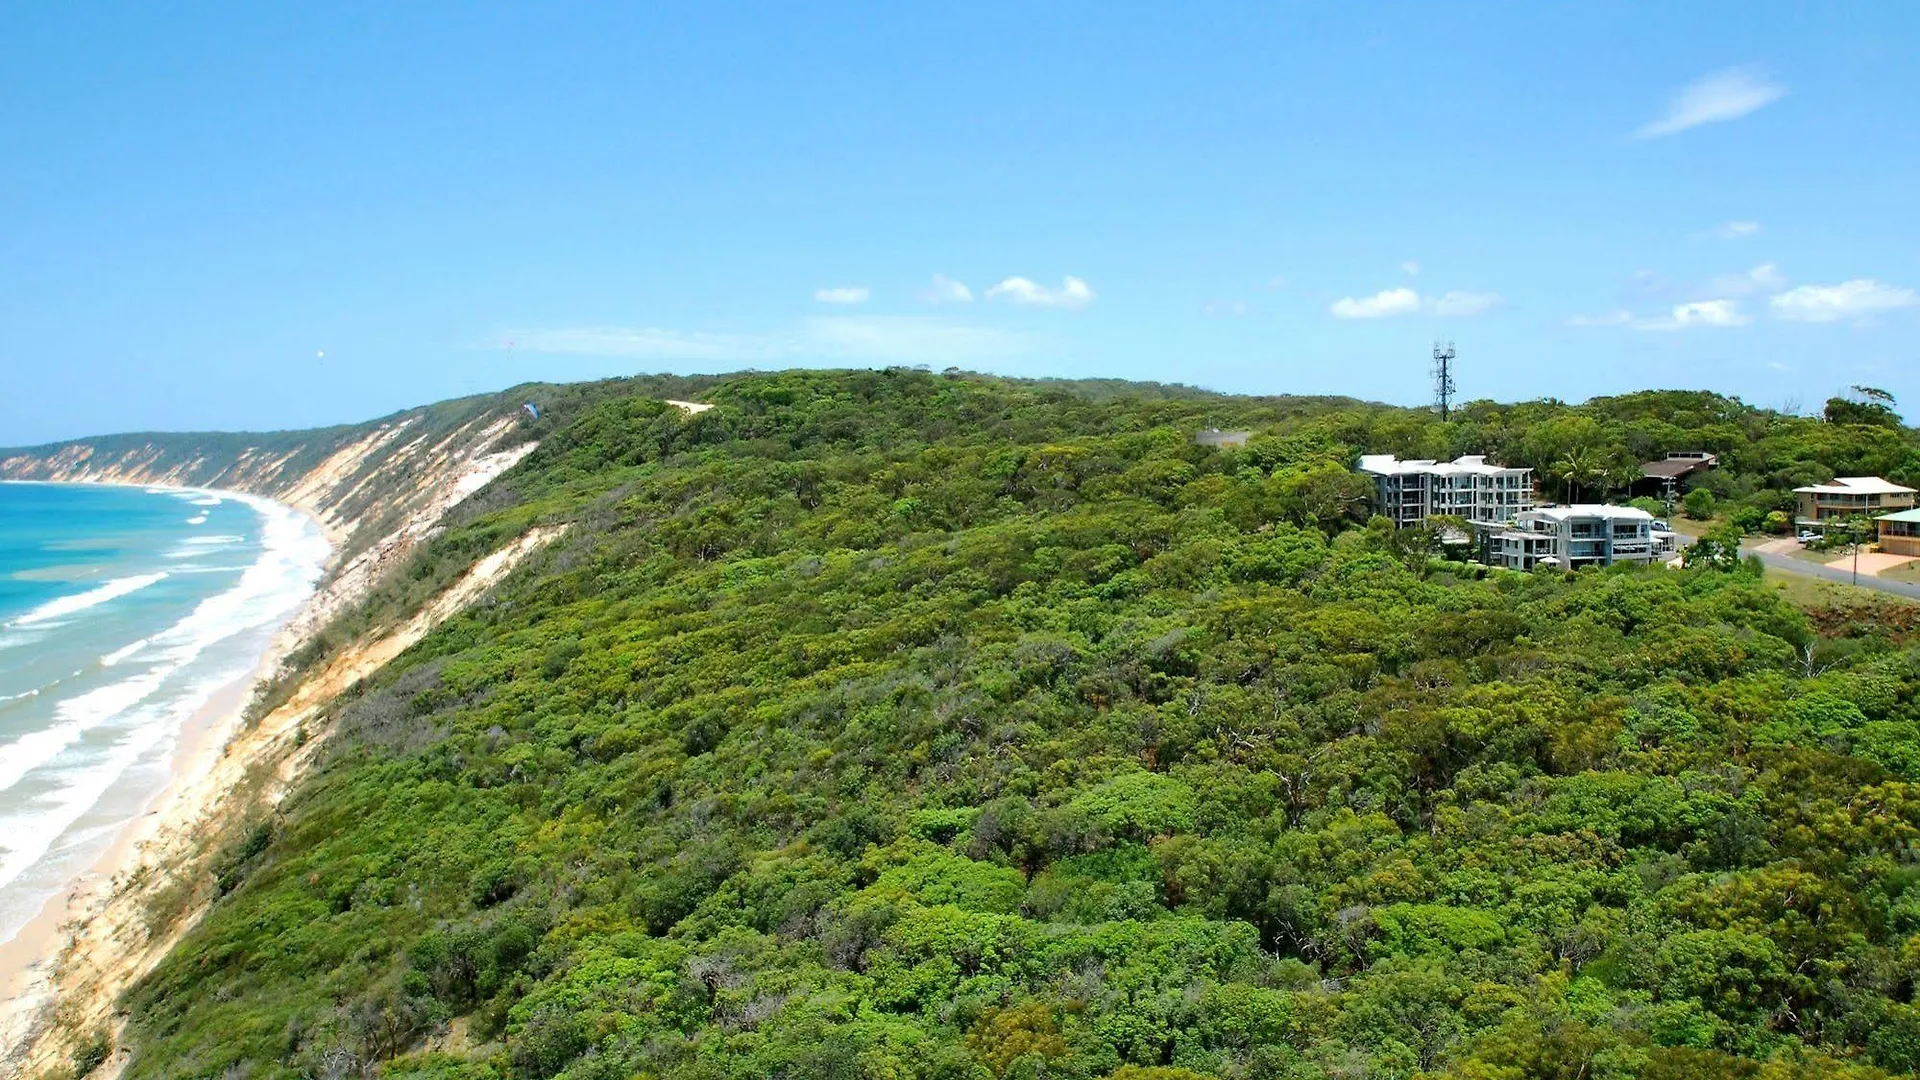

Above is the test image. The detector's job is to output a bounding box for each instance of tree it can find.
[1682,521,1745,571]
[1682,488,1717,521]
[1825,396,1902,428]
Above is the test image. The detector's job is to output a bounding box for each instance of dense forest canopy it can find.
[106,370,1920,1080]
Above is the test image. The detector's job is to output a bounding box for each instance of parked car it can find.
[1798,531,1818,545]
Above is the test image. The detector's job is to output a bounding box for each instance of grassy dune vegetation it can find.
[110,370,1920,1080]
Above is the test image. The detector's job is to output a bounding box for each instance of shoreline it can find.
[0,479,337,1056]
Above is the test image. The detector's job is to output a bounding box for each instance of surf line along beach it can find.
[0,481,333,1053]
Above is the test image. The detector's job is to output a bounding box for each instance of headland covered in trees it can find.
[9,368,1920,1080]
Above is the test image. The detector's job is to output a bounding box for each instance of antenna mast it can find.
[1431,341,1457,421]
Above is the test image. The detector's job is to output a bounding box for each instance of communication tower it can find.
[1431,342,1457,421]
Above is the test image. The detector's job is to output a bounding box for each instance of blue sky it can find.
[3,3,1917,444]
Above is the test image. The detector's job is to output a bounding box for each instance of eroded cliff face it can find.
[1,410,534,561]
[0,407,557,1078]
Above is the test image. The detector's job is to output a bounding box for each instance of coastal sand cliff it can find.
[0,412,554,1078]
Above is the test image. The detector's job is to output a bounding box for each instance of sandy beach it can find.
[0,420,538,1074]
[0,485,337,1060]
[0,666,256,1039]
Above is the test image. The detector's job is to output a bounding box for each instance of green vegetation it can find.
[101,371,1920,1079]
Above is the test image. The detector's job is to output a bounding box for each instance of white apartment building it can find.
[1358,454,1536,527]
[1486,505,1678,571]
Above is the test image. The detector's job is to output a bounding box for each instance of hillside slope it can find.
[12,370,1920,1080]
[14,369,1913,1080]
[0,381,708,1074]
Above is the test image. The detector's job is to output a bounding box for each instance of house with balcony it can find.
[1878,508,1920,557]
[1485,505,1677,571]
[1794,477,1918,529]
[1357,454,1535,528]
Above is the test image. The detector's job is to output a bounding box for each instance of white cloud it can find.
[1767,361,1793,373]
[1202,300,1247,317]
[814,286,871,305]
[985,275,1096,309]
[1771,279,1919,323]
[501,316,1031,365]
[1568,299,1750,331]
[1431,291,1504,317]
[1666,299,1749,328]
[1636,65,1785,138]
[1702,262,1786,298]
[1329,287,1502,319]
[1400,261,1421,277]
[919,274,974,304]
[1330,287,1422,319]
[1708,220,1761,240]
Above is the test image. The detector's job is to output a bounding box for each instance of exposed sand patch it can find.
[1829,550,1918,576]
[667,399,713,414]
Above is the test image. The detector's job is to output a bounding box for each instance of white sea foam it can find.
[0,490,329,907]
[0,715,171,899]
[0,666,170,798]
[181,535,243,546]
[100,636,152,666]
[6,573,168,628]
[187,513,208,525]
[190,496,221,507]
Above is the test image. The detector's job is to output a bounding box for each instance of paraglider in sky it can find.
[521,402,539,421]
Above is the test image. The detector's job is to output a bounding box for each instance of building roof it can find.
[1878,508,1920,523]
[1523,504,1655,522]
[1640,455,1716,480]
[1358,453,1528,478]
[1795,476,1918,496]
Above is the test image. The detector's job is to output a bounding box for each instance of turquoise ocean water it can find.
[0,483,328,947]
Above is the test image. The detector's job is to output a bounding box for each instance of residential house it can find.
[1357,454,1535,527]
[1486,505,1678,571]
[1793,477,1918,528]
[1878,508,1920,557]
[1627,451,1719,502]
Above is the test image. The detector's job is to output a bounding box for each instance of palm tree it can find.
[1552,448,1601,503]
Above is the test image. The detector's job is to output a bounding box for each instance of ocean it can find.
[0,482,328,948]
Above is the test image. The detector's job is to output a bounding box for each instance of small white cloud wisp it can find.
[1702,263,1786,299]
[1330,287,1422,319]
[1568,299,1750,331]
[1771,280,1919,323]
[1329,287,1502,319]
[1431,291,1504,317]
[1636,65,1785,139]
[814,286,871,305]
[920,274,975,304]
[984,275,1096,309]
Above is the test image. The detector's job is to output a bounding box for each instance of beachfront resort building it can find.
[1357,454,1535,528]
[1793,477,1918,529]
[1485,505,1678,571]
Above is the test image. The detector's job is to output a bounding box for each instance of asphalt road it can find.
[1741,542,1920,601]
